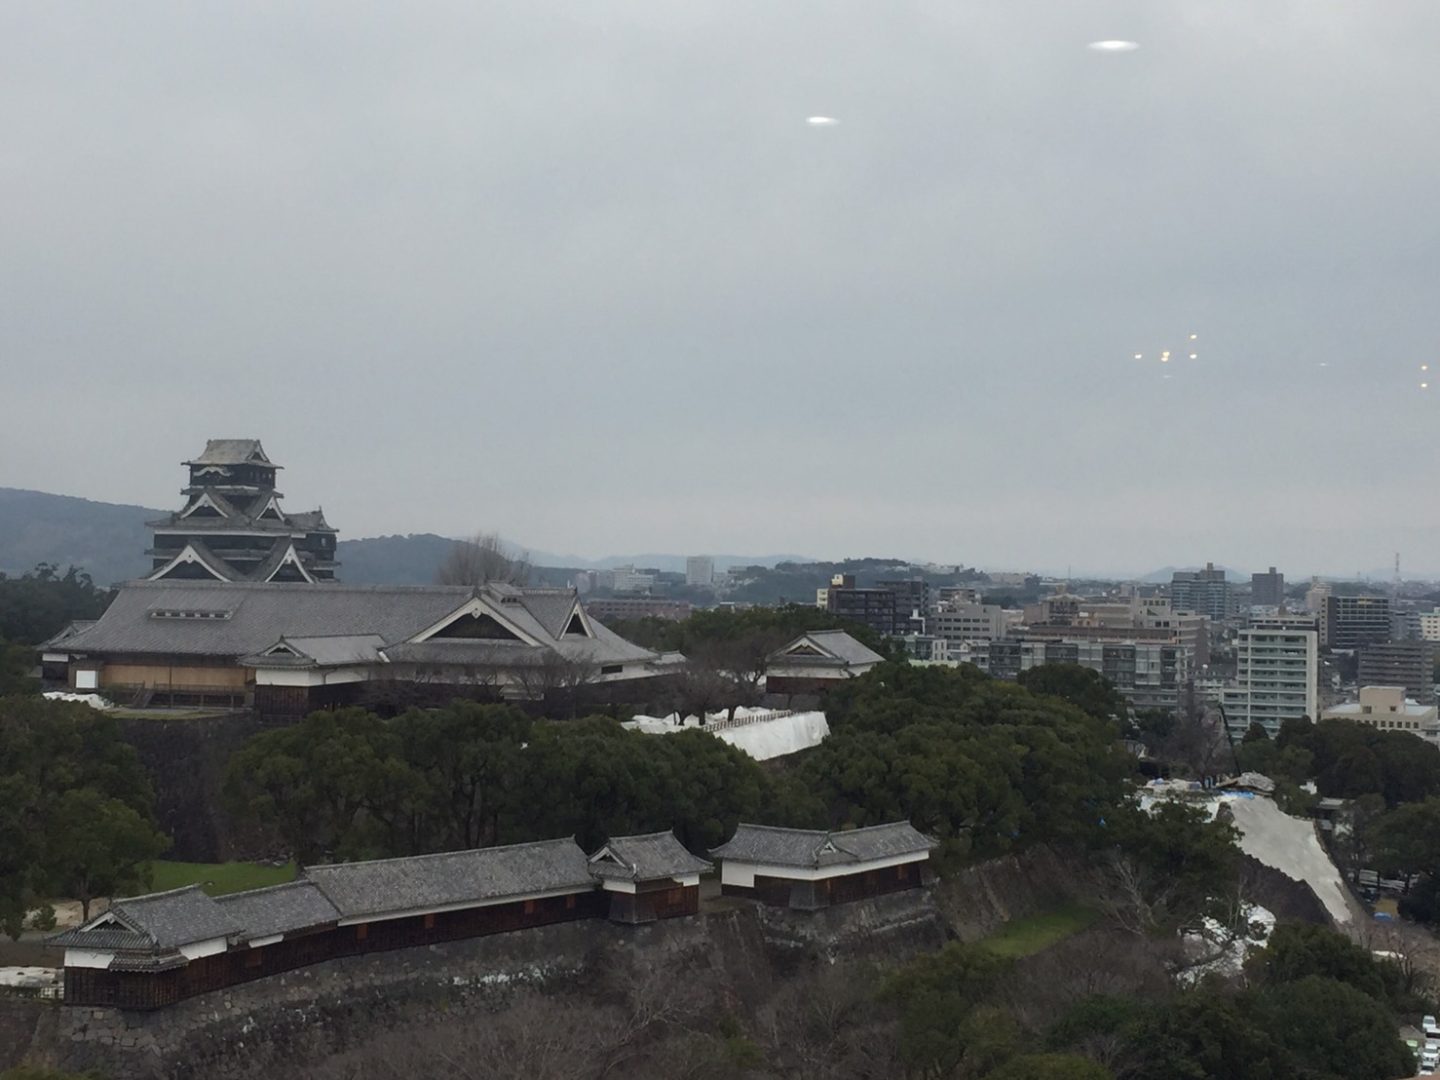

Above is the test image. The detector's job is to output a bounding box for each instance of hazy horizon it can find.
[5,3,1439,576]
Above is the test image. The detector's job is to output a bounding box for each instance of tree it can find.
[224,708,423,862]
[1282,718,1440,807]
[1369,795,1440,875]
[43,788,168,920]
[880,942,1013,1077]
[0,696,163,936]
[435,532,531,587]
[401,702,532,849]
[1016,664,1128,724]
[505,652,599,719]
[1247,922,1394,1002]
[0,564,113,646]
[0,638,37,697]
[1255,976,1414,1080]
[1122,987,1290,1080]
[986,1054,1112,1080]
[1093,802,1240,935]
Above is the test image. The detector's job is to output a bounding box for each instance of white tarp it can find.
[42,691,111,710]
[623,709,830,761]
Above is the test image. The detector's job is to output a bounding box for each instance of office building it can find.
[1251,567,1285,607]
[1321,686,1440,745]
[1357,640,1435,705]
[685,556,714,588]
[1322,595,1392,650]
[933,603,1008,646]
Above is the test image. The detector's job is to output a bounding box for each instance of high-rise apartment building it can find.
[1251,566,1285,607]
[979,638,1184,714]
[827,576,900,638]
[1222,618,1318,738]
[1170,563,1232,621]
[934,604,1008,647]
[878,578,930,636]
[1322,595,1392,650]
[1357,640,1436,706]
[685,556,714,587]
[1305,579,1333,616]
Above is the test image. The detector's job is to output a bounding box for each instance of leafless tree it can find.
[437,532,532,587]
[752,963,899,1080]
[1149,687,1232,780]
[507,651,599,718]
[306,966,725,1080]
[670,653,759,723]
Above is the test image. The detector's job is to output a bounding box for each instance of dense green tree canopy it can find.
[1254,975,1414,1080]
[0,563,113,646]
[986,1054,1112,1080]
[226,703,778,862]
[1016,664,1129,724]
[802,664,1133,862]
[1247,922,1398,1002]
[1368,795,1440,875]
[1278,718,1440,807]
[0,696,164,936]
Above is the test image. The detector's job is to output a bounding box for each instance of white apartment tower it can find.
[1223,616,1318,738]
[685,556,714,587]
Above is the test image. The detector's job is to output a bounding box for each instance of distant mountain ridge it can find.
[0,487,812,586]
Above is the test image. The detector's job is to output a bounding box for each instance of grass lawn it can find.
[978,904,1100,958]
[148,860,297,897]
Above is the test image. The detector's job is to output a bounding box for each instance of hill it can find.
[0,488,806,587]
[0,488,156,585]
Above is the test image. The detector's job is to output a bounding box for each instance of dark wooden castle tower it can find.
[146,439,338,582]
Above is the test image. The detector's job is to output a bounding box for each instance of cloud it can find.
[1,2,1437,574]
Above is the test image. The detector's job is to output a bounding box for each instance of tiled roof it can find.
[215,881,341,939]
[302,838,595,919]
[53,886,245,951]
[185,439,274,467]
[709,822,935,869]
[240,634,387,668]
[771,630,884,667]
[148,540,239,583]
[47,925,154,951]
[62,581,657,668]
[589,831,713,882]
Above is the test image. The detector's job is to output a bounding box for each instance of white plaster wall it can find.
[63,949,115,970]
[179,938,228,961]
[719,851,928,888]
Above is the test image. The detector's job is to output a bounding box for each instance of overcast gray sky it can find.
[3,2,1438,576]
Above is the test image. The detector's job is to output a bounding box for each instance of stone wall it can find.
[932,845,1086,943]
[3,846,1141,1078]
[115,712,271,862]
[13,893,939,1080]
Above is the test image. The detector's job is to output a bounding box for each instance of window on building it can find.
[424,913,436,930]
[355,923,368,941]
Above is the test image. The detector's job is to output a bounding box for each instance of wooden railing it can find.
[704,709,798,732]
